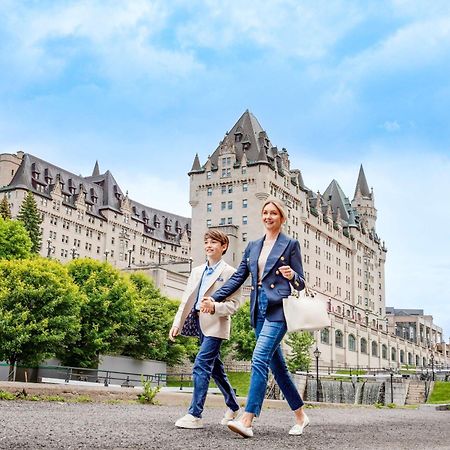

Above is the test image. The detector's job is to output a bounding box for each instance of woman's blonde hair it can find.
[261,198,287,222]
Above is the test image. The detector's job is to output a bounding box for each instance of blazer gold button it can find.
[280,256,285,261]
[270,284,275,288]
[276,270,279,275]
[251,286,255,290]
[295,281,299,286]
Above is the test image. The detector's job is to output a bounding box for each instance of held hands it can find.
[279,265,295,280]
[200,296,215,314]
[168,326,179,342]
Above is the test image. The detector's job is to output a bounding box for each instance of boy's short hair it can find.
[204,230,229,255]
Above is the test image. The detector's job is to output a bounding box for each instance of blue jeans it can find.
[189,328,239,418]
[246,287,304,416]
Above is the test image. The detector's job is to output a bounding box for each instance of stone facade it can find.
[188,110,448,369]
[0,152,191,270]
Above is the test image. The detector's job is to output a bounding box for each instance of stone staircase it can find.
[405,380,432,404]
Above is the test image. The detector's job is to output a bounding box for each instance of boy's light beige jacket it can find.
[172,260,242,340]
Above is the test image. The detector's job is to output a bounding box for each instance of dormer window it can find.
[31,163,40,180]
[234,132,243,142]
[154,214,160,228]
[44,168,52,184]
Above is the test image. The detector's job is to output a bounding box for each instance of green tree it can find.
[0,217,32,260]
[125,272,198,366]
[0,196,11,219]
[0,258,82,378]
[17,191,42,254]
[226,300,256,361]
[62,259,138,368]
[285,331,315,373]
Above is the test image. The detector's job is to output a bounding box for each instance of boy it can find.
[169,230,242,429]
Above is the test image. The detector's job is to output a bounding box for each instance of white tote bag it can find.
[283,286,331,333]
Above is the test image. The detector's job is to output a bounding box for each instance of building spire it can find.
[190,153,201,172]
[92,160,100,177]
[354,164,371,199]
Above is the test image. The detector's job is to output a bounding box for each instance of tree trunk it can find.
[8,356,17,382]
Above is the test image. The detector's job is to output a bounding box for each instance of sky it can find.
[1,0,450,339]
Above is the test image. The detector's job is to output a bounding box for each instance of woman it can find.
[202,199,309,438]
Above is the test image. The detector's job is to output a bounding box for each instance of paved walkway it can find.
[0,382,449,449]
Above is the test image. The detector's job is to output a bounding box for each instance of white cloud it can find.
[383,121,400,132]
[113,170,191,218]
[177,0,365,59]
[0,0,202,85]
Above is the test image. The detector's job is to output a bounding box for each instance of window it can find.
[242,216,248,225]
[227,201,232,209]
[242,232,247,242]
[348,334,356,352]
[391,347,397,362]
[243,183,248,192]
[207,187,212,196]
[242,166,247,174]
[220,218,225,225]
[335,330,343,348]
[207,203,212,212]
[221,202,226,210]
[221,168,231,178]
[382,344,388,359]
[221,185,227,194]
[206,171,212,179]
[400,349,405,363]
[227,217,232,224]
[371,341,378,357]
[228,185,233,194]
[320,328,330,344]
[206,219,212,227]
[360,338,367,354]
[242,199,248,208]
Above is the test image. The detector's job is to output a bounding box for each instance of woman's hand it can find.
[168,326,179,342]
[279,265,295,280]
[200,297,215,314]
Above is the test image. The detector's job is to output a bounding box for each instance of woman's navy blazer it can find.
[211,233,305,327]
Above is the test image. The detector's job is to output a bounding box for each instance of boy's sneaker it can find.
[175,414,204,429]
[220,408,242,425]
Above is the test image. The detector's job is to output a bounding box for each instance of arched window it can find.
[382,344,387,359]
[400,349,405,364]
[360,338,367,354]
[320,328,330,344]
[371,341,378,357]
[391,347,397,362]
[415,355,420,366]
[408,352,413,365]
[422,357,426,367]
[348,334,356,352]
[335,330,343,348]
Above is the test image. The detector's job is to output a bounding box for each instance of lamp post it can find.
[157,245,162,266]
[104,250,109,262]
[127,245,134,268]
[389,368,394,404]
[46,238,53,258]
[430,353,435,381]
[313,347,321,402]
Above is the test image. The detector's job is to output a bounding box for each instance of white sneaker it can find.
[220,408,242,425]
[288,413,310,435]
[175,414,204,429]
[227,419,253,438]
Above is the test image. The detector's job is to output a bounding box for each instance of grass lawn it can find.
[166,371,251,397]
[427,381,450,404]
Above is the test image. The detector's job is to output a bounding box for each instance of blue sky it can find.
[1,0,450,339]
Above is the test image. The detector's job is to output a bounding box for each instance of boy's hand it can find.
[201,297,215,314]
[168,326,179,342]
